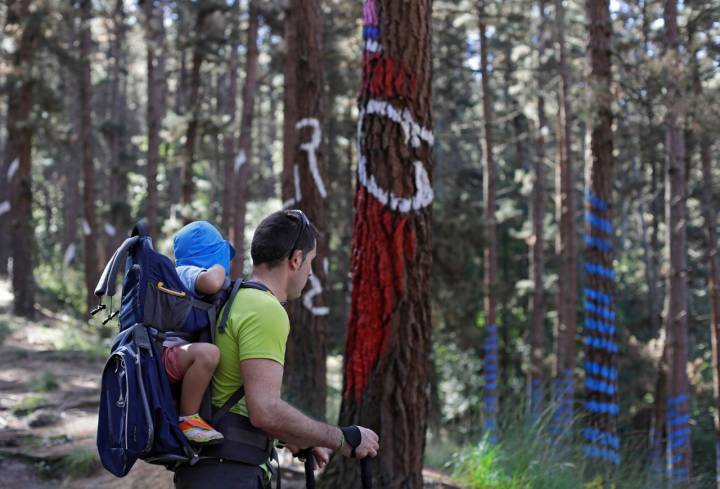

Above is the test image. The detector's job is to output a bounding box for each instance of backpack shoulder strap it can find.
[210,385,245,426]
[215,279,271,334]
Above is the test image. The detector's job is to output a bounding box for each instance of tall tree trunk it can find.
[583,0,619,474]
[478,0,499,443]
[281,0,328,420]
[662,0,691,484]
[230,0,260,278]
[319,0,433,486]
[221,0,240,237]
[106,0,130,253]
[145,0,166,239]
[180,7,210,210]
[80,0,99,314]
[553,0,577,437]
[529,0,548,419]
[4,0,38,317]
[0,94,10,277]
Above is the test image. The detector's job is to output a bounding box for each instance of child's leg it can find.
[174,343,220,416]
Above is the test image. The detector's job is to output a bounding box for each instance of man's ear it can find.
[288,249,304,271]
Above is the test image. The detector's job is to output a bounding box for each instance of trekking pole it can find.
[360,458,372,489]
[304,452,316,489]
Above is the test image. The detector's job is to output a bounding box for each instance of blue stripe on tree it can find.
[584,287,612,305]
[583,301,616,321]
[585,401,619,415]
[585,211,614,234]
[584,261,616,279]
[584,234,613,252]
[585,377,616,395]
[584,318,616,335]
[583,336,619,353]
[584,361,617,380]
[585,191,609,211]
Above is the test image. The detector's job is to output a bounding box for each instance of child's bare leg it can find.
[175,343,220,416]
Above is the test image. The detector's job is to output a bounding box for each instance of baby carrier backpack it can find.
[94,220,272,477]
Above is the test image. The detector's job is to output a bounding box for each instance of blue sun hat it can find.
[173,221,236,276]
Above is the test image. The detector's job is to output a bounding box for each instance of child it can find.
[163,221,236,444]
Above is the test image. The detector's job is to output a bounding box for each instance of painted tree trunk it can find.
[221,0,240,237]
[478,0,499,443]
[553,0,577,437]
[281,0,328,420]
[230,0,259,278]
[5,0,37,317]
[318,0,433,486]
[663,0,691,484]
[583,0,620,473]
[529,0,548,420]
[145,0,165,240]
[80,0,100,315]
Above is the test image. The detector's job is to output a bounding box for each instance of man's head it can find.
[174,221,236,276]
[251,210,319,300]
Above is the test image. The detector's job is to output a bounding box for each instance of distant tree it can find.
[583,0,619,475]
[320,0,434,486]
[662,0,691,484]
[144,0,166,239]
[4,0,40,317]
[221,0,240,237]
[529,0,549,419]
[552,0,577,435]
[230,0,259,277]
[281,0,328,420]
[479,0,499,442]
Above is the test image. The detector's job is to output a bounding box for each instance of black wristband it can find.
[340,425,361,458]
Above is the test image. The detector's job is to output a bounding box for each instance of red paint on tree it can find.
[362,54,417,98]
[343,188,416,400]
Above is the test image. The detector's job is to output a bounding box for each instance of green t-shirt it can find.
[212,287,290,416]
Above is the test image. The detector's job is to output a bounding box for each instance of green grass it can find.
[29,371,60,392]
[12,394,48,416]
[61,447,101,479]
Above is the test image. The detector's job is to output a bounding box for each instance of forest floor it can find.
[0,279,462,489]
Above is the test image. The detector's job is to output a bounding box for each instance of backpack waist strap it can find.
[199,412,274,466]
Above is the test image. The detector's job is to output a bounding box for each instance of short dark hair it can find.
[251,210,319,268]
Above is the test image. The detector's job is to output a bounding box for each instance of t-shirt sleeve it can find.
[234,300,290,365]
[176,265,206,295]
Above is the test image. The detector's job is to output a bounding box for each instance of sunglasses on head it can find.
[285,209,310,258]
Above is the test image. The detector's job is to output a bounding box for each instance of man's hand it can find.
[340,426,379,459]
[286,445,331,469]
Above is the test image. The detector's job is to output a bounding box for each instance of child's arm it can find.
[195,264,226,295]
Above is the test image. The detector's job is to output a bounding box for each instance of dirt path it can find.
[0,281,461,488]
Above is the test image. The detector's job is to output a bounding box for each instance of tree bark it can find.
[4,0,39,317]
[281,0,328,420]
[662,0,692,484]
[221,0,241,237]
[583,0,619,474]
[145,0,166,240]
[79,0,100,315]
[319,0,433,486]
[529,0,548,420]
[180,7,211,210]
[478,0,499,443]
[553,0,577,436]
[230,0,260,278]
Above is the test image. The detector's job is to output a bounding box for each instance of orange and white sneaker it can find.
[179,414,224,444]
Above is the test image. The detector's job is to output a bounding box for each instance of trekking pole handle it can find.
[298,448,316,489]
[361,458,372,489]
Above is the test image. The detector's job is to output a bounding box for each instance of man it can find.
[174,210,379,488]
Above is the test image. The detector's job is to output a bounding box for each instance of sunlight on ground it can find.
[0,278,12,309]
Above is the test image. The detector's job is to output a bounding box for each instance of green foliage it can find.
[0,318,12,346]
[61,447,101,479]
[35,264,86,318]
[12,394,47,417]
[29,371,60,392]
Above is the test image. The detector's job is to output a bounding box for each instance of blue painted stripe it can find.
[363,26,380,40]
[586,191,609,211]
[585,287,612,305]
[485,364,498,373]
[584,261,616,279]
[585,376,616,395]
[669,453,684,464]
[585,401,620,415]
[668,415,690,427]
[582,428,620,449]
[485,373,497,381]
[584,317,616,336]
[585,212,614,234]
[485,353,498,361]
[668,395,688,407]
[486,323,497,333]
[583,301,616,321]
[585,234,613,252]
[669,436,689,450]
[584,361,618,380]
[668,427,691,441]
[584,336,619,353]
[583,445,620,464]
